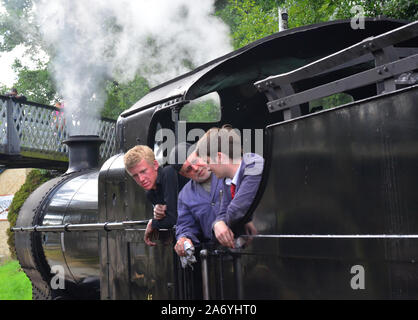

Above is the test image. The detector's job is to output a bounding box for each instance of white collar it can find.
[225,159,242,186]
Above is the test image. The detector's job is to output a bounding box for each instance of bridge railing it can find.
[0,96,116,164]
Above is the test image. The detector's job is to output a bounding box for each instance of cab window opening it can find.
[180,92,221,123]
[309,92,354,113]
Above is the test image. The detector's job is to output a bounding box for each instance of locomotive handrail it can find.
[239,234,418,239]
[199,245,246,300]
[11,220,170,233]
[200,249,210,300]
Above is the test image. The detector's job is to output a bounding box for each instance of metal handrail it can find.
[11,219,167,233]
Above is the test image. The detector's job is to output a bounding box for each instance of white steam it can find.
[34,0,232,135]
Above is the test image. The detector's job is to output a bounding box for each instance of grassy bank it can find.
[0,260,32,300]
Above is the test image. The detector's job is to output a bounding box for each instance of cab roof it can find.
[121,18,408,117]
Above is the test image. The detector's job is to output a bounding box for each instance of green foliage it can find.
[11,59,57,105]
[284,0,338,28]
[383,0,418,21]
[217,0,282,49]
[310,92,354,111]
[7,169,55,259]
[180,99,221,122]
[334,0,418,21]
[0,260,32,300]
[216,0,418,50]
[0,83,8,94]
[102,75,150,119]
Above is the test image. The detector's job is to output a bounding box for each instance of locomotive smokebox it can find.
[15,134,105,299]
[63,135,104,174]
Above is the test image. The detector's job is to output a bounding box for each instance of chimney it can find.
[63,135,104,174]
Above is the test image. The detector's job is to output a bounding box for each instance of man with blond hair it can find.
[196,125,264,249]
[124,145,188,246]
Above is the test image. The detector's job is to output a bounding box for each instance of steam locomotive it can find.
[13,18,418,300]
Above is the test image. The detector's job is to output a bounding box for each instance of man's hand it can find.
[144,219,158,246]
[214,221,235,248]
[174,237,193,257]
[153,204,166,220]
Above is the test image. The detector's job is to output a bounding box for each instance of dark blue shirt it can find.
[146,166,189,230]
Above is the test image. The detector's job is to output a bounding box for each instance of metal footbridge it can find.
[0,96,116,170]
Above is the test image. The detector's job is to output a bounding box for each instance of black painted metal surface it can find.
[42,171,100,283]
[14,174,73,298]
[225,85,418,299]
[14,170,102,299]
[62,135,104,174]
[98,152,177,300]
[14,136,111,299]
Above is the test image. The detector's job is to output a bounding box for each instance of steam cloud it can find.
[34,0,232,135]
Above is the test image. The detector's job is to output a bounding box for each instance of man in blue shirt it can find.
[196,125,264,249]
[174,150,224,256]
[154,142,256,257]
[153,143,223,256]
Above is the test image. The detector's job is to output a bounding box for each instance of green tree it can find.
[180,99,221,122]
[310,92,354,111]
[334,0,418,21]
[0,83,8,95]
[284,0,338,28]
[383,0,418,21]
[102,75,150,119]
[216,0,417,51]
[11,59,57,105]
[217,0,283,49]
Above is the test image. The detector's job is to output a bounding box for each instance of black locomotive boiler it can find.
[13,18,418,300]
